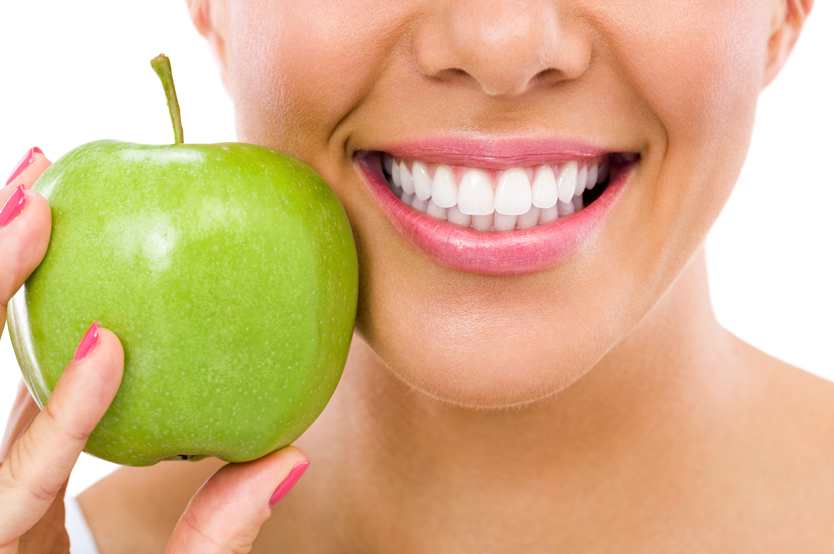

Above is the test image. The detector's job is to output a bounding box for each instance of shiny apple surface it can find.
[8,139,358,466]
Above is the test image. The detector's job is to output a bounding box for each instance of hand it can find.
[0,149,310,554]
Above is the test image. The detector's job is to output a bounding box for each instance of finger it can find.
[166,446,310,554]
[0,381,40,463]
[0,183,51,337]
[4,147,51,190]
[0,325,124,546]
[17,481,70,554]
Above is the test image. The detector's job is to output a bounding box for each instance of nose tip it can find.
[413,1,591,97]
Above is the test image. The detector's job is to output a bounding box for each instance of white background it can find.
[1,1,832,498]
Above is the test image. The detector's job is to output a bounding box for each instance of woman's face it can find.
[209,0,780,407]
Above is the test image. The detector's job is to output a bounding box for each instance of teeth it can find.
[539,205,559,224]
[426,199,447,220]
[531,165,558,209]
[557,199,575,216]
[472,213,494,232]
[517,206,540,229]
[411,196,429,213]
[399,160,414,195]
[391,161,402,188]
[587,163,598,191]
[575,163,587,197]
[412,161,432,201]
[597,159,609,186]
[494,212,518,231]
[447,204,471,227]
[458,169,495,215]
[381,154,616,231]
[431,165,458,208]
[557,161,578,203]
[494,168,532,216]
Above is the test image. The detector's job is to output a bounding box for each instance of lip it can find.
[354,144,632,276]
[377,136,610,169]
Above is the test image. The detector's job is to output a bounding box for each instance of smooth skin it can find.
[2,0,832,552]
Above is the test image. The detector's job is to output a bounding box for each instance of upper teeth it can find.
[382,154,609,231]
[459,169,493,215]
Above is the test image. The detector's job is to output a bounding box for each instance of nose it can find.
[413,0,592,97]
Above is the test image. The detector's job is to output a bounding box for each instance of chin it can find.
[353,306,612,409]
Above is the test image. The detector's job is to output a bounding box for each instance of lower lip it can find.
[355,155,630,275]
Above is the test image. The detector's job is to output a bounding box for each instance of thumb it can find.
[165,446,309,554]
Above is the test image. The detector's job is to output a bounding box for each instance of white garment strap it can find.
[65,496,100,554]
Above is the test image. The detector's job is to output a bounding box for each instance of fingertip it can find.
[238,445,310,507]
[268,444,309,466]
[4,146,51,189]
[19,186,52,234]
[165,446,310,553]
[19,188,52,262]
[96,327,126,392]
[268,456,309,507]
[96,327,126,361]
[0,186,51,303]
[0,171,52,226]
[242,445,310,485]
[195,446,310,514]
[72,322,101,363]
[55,325,125,424]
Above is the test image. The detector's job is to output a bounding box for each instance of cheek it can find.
[228,0,405,167]
[601,0,769,142]
[598,0,772,276]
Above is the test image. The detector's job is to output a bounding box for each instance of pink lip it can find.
[378,136,610,169]
[355,147,631,276]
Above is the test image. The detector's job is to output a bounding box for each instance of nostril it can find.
[412,2,592,98]
[439,64,566,97]
[435,67,473,85]
[532,68,564,88]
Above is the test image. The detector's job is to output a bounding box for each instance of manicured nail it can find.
[74,322,101,362]
[0,185,27,228]
[269,460,309,507]
[5,147,43,187]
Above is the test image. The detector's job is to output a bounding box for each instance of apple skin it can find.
[7,139,358,466]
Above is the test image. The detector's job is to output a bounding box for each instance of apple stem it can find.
[150,54,184,145]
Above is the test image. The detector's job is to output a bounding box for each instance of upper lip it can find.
[358,135,628,169]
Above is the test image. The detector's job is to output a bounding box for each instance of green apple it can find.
[7,55,358,466]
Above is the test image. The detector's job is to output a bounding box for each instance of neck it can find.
[295,246,746,551]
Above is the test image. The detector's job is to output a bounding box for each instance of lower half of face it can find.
[226,0,771,407]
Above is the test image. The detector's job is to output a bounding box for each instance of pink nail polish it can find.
[5,147,43,186]
[74,323,100,362]
[0,185,27,228]
[269,460,309,507]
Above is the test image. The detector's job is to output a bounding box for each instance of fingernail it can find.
[5,147,43,187]
[0,185,27,228]
[74,322,101,362]
[269,460,309,507]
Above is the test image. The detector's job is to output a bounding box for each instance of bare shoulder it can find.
[749,341,834,445]
[77,457,225,554]
[736,338,834,543]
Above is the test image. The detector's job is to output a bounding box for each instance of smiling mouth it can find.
[375,152,636,232]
